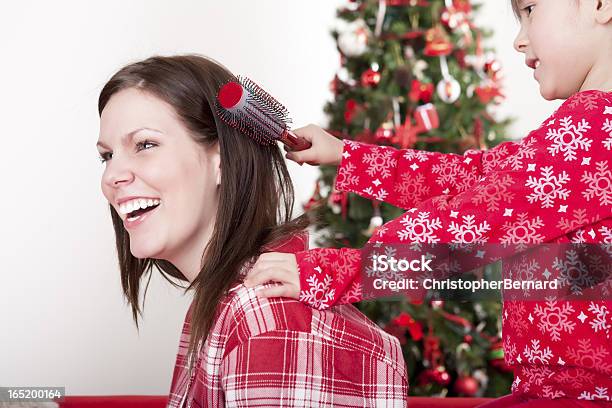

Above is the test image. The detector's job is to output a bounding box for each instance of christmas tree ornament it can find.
[392,311,424,341]
[412,60,429,81]
[361,66,382,87]
[344,99,362,124]
[424,25,453,57]
[404,45,415,60]
[436,55,461,103]
[338,19,371,57]
[328,187,349,219]
[410,79,434,103]
[363,200,384,236]
[488,339,512,372]
[375,120,396,144]
[414,103,440,132]
[374,0,387,37]
[453,375,479,396]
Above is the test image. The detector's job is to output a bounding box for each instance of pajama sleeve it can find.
[298,96,612,310]
[334,137,525,210]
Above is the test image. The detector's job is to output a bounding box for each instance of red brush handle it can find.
[279,130,312,151]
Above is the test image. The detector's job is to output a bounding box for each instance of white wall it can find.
[0,0,560,396]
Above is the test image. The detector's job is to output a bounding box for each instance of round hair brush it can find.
[216,75,311,151]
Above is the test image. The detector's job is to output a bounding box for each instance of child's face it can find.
[513,0,604,100]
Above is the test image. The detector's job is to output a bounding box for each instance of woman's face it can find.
[97,88,220,269]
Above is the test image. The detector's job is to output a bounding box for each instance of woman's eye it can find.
[98,141,156,164]
[523,5,534,16]
[136,140,157,151]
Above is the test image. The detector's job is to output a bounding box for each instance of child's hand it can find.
[243,252,300,299]
[285,124,344,166]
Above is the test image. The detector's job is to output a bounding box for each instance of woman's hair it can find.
[98,54,319,364]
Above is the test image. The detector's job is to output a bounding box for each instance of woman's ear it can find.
[595,0,612,24]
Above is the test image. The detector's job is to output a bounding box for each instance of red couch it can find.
[56,395,494,407]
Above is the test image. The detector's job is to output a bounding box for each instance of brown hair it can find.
[510,0,521,18]
[98,54,318,364]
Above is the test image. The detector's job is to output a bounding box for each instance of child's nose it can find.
[513,29,528,53]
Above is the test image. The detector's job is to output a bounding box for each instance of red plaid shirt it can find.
[295,90,612,400]
[167,232,408,408]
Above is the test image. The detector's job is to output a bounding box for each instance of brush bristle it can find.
[215,76,292,147]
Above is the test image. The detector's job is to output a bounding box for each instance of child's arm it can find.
[250,94,611,309]
[286,124,525,210]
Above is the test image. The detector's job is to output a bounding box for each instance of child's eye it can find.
[523,5,535,16]
[98,140,156,164]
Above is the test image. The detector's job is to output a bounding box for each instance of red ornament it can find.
[424,26,453,57]
[374,122,396,145]
[409,79,434,103]
[454,375,479,396]
[475,83,504,104]
[344,99,360,124]
[463,334,473,344]
[392,312,424,341]
[361,68,381,87]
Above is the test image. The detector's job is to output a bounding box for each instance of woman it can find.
[95,54,408,407]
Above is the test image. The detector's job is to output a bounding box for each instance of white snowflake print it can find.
[533,300,576,342]
[363,148,397,179]
[581,161,612,206]
[507,255,540,296]
[499,137,537,171]
[556,368,596,390]
[431,155,462,187]
[525,165,571,208]
[568,92,600,111]
[447,214,491,244]
[545,116,592,161]
[603,119,612,150]
[579,386,611,401]
[402,149,433,162]
[299,274,336,310]
[556,209,593,233]
[554,250,596,295]
[587,302,611,339]
[344,139,361,151]
[331,250,361,285]
[394,172,430,207]
[363,186,389,202]
[521,366,554,390]
[397,211,442,243]
[501,212,546,250]
[504,301,529,338]
[471,172,515,211]
[542,385,566,399]
[523,339,553,364]
[335,162,360,190]
[566,338,612,372]
[302,250,333,268]
[482,142,511,173]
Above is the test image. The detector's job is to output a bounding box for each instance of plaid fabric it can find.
[167,232,408,408]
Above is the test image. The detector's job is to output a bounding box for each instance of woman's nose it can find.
[102,156,135,188]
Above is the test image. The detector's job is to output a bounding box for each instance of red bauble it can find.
[374,122,396,144]
[417,367,450,386]
[361,68,381,87]
[453,375,479,396]
[463,334,473,344]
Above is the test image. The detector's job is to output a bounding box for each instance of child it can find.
[245,0,612,405]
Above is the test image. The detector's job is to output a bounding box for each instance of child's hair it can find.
[98,54,317,364]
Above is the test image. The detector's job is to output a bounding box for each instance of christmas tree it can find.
[304,0,515,397]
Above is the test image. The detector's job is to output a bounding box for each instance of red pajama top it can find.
[295,90,612,401]
[166,232,408,408]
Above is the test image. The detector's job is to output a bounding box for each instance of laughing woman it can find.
[95,54,408,407]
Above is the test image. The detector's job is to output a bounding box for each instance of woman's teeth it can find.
[119,198,161,215]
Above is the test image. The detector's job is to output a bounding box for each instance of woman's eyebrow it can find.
[96,127,161,149]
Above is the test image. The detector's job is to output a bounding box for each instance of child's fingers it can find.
[244,267,293,288]
[255,283,299,299]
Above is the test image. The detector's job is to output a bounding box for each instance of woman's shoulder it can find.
[215,283,405,372]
